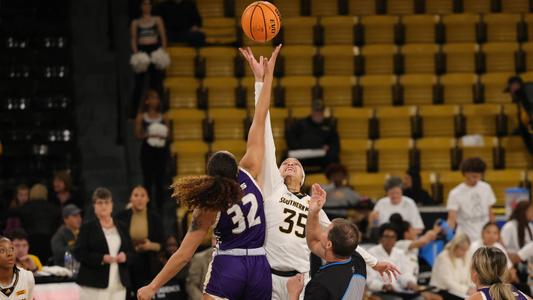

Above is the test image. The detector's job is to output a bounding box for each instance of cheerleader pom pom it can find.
[130,52,151,73]
[150,48,171,70]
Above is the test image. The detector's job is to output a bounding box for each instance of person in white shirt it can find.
[501,201,533,254]
[369,177,425,233]
[446,157,496,242]
[367,223,423,300]
[430,233,474,300]
[0,237,34,300]
[467,222,514,271]
[241,46,400,300]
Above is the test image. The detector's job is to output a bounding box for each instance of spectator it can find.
[430,234,473,300]
[8,229,42,273]
[115,186,165,299]
[74,187,134,300]
[186,237,214,300]
[322,163,360,218]
[468,222,513,270]
[286,100,340,172]
[2,184,29,234]
[0,236,35,299]
[154,0,205,46]
[446,157,496,242]
[505,76,533,153]
[369,177,424,233]
[50,204,82,266]
[501,201,533,253]
[134,90,171,211]
[17,183,61,262]
[130,0,168,117]
[367,223,423,300]
[402,169,434,206]
[469,247,529,300]
[50,170,82,209]
[156,235,188,300]
[8,184,29,209]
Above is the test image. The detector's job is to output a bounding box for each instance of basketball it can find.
[241,1,281,43]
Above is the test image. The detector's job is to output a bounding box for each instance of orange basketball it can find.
[241,1,282,43]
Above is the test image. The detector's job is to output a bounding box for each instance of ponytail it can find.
[171,175,242,211]
[488,282,515,300]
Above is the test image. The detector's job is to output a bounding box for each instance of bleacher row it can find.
[164,0,533,205]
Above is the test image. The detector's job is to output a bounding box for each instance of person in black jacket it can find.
[153,0,205,46]
[115,186,165,299]
[74,187,135,300]
[285,100,340,172]
[402,168,435,206]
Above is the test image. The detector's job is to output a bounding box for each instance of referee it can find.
[287,184,367,300]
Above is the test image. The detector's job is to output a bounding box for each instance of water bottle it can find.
[64,250,73,276]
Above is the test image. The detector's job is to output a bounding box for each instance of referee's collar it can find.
[319,258,352,270]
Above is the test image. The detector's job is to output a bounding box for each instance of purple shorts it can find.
[205,255,272,300]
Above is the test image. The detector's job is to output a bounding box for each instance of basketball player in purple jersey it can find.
[137,44,281,300]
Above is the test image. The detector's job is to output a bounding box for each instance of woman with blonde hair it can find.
[468,247,530,300]
[430,233,474,300]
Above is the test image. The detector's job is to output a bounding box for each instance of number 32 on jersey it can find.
[227,193,261,234]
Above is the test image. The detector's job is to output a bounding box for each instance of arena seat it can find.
[320,45,357,76]
[485,169,528,205]
[281,45,317,76]
[340,138,371,172]
[349,172,389,200]
[418,104,459,137]
[440,73,478,105]
[386,0,415,15]
[437,171,464,203]
[481,72,514,104]
[273,0,303,17]
[526,14,533,42]
[400,74,437,106]
[458,136,498,169]
[305,173,329,185]
[358,15,399,45]
[481,42,520,73]
[320,16,357,45]
[208,108,247,140]
[357,74,398,106]
[290,106,313,119]
[442,43,480,74]
[348,0,378,16]
[266,107,289,139]
[241,77,275,108]
[198,47,237,77]
[333,106,373,139]
[169,109,206,141]
[374,137,413,172]
[501,0,530,13]
[277,76,317,107]
[402,15,440,44]
[171,140,209,175]
[462,104,502,136]
[442,14,480,43]
[416,137,456,171]
[521,43,533,72]
[278,17,318,45]
[401,43,439,74]
[167,47,197,77]
[425,0,455,14]
[311,0,339,16]
[462,0,493,14]
[211,139,247,161]
[376,106,416,138]
[200,77,241,109]
[203,18,237,45]
[196,0,226,18]
[360,44,398,75]
[483,14,523,43]
[319,76,356,107]
[501,103,518,134]
[500,136,533,169]
[166,77,201,108]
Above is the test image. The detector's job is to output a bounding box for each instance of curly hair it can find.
[171,175,242,211]
[460,157,487,174]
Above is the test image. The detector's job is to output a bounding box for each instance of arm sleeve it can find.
[486,185,497,206]
[500,223,517,252]
[356,246,378,267]
[446,192,459,211]
[303,280,331,300]
[255,82,284,198]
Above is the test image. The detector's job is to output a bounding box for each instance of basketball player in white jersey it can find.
[240,47,400,300]
[0,237,34,300]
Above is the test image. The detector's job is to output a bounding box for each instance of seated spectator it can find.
[157,235,188,300]
[468,222,513,271]
[286,100,339,172]
[367,223,424,300]
[186,237,214,300]
[369,177,424,233]
[154,0,205,46]
[468,247,529,300]
[50,170,82,209]
[2,184,29,234]
[115,186,165,298]
[505,76,533,153]
[402,169,434,206]
[8,229,42,273]
[446,157,496,243]
[74,187,134,300]
[17,184,61,262]
[8,184,29,210]
[430,234,473,300]
[501,201,533,253]
[322,163,360,218]
[50,204,82,266]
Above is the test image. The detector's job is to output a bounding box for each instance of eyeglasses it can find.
[0,247,15,255]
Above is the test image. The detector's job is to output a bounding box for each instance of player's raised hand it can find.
[372,261,401,282]
[309,183,326,214]
[238,47,264,82]
[267,44,282,72]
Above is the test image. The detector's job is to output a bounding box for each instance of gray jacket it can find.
[50,225,77,266]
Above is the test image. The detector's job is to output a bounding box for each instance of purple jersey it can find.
[214,168,266,250]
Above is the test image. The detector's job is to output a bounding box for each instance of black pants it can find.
[131,44,165,118]
[140,142,170,211]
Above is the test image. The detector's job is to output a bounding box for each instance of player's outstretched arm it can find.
[306,184,328,259]
[238,45,281,178]
[137,209,216,300]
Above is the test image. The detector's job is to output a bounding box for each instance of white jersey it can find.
[255,82,378,274]
[0,267,34,300]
